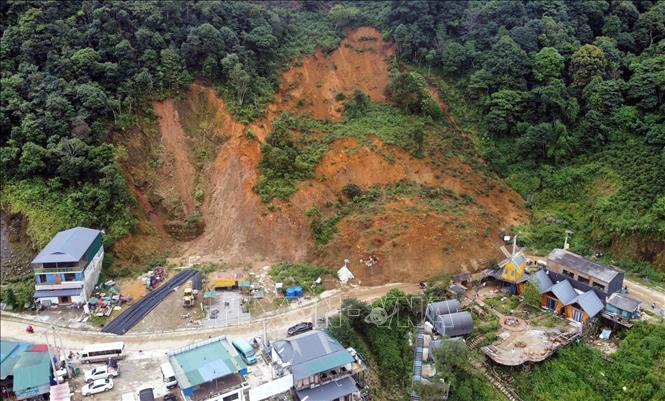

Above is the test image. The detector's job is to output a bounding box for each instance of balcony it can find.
[33,265,85,274]
[296,364,364,391]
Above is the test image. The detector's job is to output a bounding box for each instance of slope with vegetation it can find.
[332,0,665,269]
[2,1,662,281]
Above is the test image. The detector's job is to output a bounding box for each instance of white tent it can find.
[337,266,355,284]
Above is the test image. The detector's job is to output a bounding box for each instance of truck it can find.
[84,365,119,383]
[183,280,199,307]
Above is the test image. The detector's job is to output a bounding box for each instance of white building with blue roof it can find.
[31,227,103,306]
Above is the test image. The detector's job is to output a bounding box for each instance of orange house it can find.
[538,277,604,324]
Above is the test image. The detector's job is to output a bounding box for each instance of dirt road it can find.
[624,278,665,311]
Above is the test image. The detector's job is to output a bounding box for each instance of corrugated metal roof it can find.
[606,293,641,312]
[532,270,554,294]
[574,291,604,318]
[1,341,30,380]
[295,376,357,400]
[549,280,578,305]
[168,337,246,389]
[273,330,353,380]
[32,227,101,264]
[547,249,620,283]
[434,311,473,337]
[12,351,51,392]
[426,300,460,317]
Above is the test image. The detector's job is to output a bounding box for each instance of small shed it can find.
[605,293,641,319]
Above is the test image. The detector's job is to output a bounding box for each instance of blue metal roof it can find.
[296,376,357,400]
[549,280,577,305]
[532,270,554,294]
[32,227,101,264]
[574,290,604,318]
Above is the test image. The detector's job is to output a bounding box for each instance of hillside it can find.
[113,27,526,284]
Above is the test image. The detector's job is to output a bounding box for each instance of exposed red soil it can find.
[152,99,198,215]
[114,27,527,284]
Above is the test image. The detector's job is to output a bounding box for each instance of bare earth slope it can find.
[115,27,527,284]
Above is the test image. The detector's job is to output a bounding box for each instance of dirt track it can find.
[624,278,665,311]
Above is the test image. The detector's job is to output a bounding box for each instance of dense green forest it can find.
[2,0,662,268]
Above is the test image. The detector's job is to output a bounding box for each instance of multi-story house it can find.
[547,249,624,299]
[272,330,365,401]
[31,227,104,306]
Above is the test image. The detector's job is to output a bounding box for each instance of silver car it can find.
[82,378,113,396]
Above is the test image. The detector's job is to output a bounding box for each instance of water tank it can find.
[285,288,296,298]
[294,286,303,297]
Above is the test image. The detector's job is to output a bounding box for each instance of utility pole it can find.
[564,230,573,250]
[43,327,57,378]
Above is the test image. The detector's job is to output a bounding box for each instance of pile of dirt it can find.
[113,27,527,284]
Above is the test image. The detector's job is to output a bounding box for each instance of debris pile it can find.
[87,280,133,317]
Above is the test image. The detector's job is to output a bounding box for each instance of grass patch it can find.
[270,262,330,295]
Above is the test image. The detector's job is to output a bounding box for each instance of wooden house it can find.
[538,277,604,324]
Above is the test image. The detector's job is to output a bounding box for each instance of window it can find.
[547,297,557,310]
[572,308,584,322]
[64,273,77,281]
[592,282,605,291]
[562,269,574,279]
[222,393,239,401]
[38,274,47,283]
[577,276,589,285]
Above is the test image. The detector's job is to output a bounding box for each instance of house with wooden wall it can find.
[532,271,604,324]
[487,252,529,295]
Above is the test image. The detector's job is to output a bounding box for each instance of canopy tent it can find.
[337,266,355,284]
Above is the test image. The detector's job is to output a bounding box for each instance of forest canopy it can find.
[1,0,663,262]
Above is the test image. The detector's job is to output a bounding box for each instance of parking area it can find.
[69,353,178,401]
[202,290,251,328]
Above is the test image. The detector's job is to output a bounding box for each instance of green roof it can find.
[1,341,30,380]
[304,351,354,376]
[168,337,246,389]
[13,351,51,392]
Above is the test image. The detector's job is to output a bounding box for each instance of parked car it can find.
[287,321,313,336]
[84,365,118,382]
[138,387,156,401]
[82,378,113,396]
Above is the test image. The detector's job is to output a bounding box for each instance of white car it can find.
[82,378,113,396]
[84,365,118,383]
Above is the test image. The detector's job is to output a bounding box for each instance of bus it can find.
[80,342,125,363]
[231,339,257,365]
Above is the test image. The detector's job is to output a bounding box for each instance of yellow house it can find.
[498,253,528,294]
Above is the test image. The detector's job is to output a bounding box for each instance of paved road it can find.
[102,269,198,334]
[1,282,419,354]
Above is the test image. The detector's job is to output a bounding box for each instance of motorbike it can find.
[26,325,34,333]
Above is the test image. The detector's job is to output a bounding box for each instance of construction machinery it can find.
[182,280,198,307]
